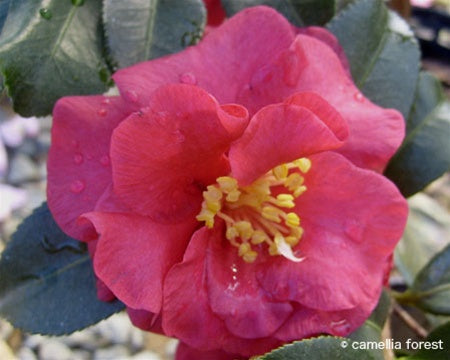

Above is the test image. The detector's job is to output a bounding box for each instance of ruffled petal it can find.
[82,212,197,313]
[127,308,163,333]
[229,95,347,184]
[162,227,281,357]
[205,222,293,338]
[110,85,244,221]
[113,6,296,106]
[237,33,405,171]
[258,152,408,311]
[47,95,133,239]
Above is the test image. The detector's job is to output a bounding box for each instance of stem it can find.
[393,302,428,339]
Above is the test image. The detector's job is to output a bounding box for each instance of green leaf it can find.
[327,0,420,118]
[348,290,391,360]
[385,72,450,197]
[222,0,336,26]
[0,203,124,335]
[259,336,375,359]
[401,245,450,316]
[103,0,206,69]
[395,194,450,285]
[0,0,110,117]
[404,321,450,360]
[0,0,11,34]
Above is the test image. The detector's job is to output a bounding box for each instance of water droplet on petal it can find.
[330,319,351,336]
[125,90,138,103]
[70,180,85,194]
[354,92,364,102]
[97,108,107,117]
[101,98,111,105]
[39,8,52,20]
[179,72,197,85]
[344,220,364,243]
[100,155,110,166]
[73,153,84,165]
[173,129,185,143]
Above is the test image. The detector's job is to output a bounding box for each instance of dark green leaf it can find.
[404,321,450,360]
[404,245,450,315]
[327,0,420,118]
[0,0,11,34]
[259,336,375,359]
[385,72,450,197]
[395,194,450,285]
[222,0,336,26]
[0,0,110,116]
[0,203,124,335]
[103,0,206,69]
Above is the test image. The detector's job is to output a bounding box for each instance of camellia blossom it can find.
[47,6,408,359]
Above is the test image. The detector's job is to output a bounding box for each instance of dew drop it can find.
[73,153,84,165]
[344,220,364,243]
[101,98,111,105]
[70,180,85,194]
[330,319,351,336]
[179,72,197,85]
[71,0,85,6]
[173,129,185,143]
[97,108,107,117]
[354,92,364,102]
[41,236,87,254]
[100,155,110,166]
[125,90,138,103]
[39,8,52,20]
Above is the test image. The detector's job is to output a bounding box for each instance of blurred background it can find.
[0,0,449,359]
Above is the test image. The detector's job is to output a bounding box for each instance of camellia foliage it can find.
[0,0,449,359]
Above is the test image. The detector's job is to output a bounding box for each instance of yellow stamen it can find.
[196,157,311,263]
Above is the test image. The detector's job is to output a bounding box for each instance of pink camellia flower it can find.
[47,6,408,359]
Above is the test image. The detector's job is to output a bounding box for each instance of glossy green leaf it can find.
[0,203,124,335]
[403,321,450,360]
[0,0,110,116]
[385,72,450,197]
[259,336,375,359]
[395,194,450,285]
[222,0,336,26]
[327,0,420,118]
[0,0,11,34]
[103,0,206,69]
[401,245,450,315]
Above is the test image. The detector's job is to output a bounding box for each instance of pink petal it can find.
[229,96,347,184]
[112,7,296,106]
[127,308,163,333]
[163,227,281,356]
[110,85,242,221]
[47,95,133,239]
[258,152,408,312]
[82,212,197,313]
[237,33,405,171]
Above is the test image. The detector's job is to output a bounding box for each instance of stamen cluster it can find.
[196,158,312,262]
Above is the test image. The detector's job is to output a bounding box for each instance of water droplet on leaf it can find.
[39,8,52,20]
[179,72,197,85]
[41,236,87,254]
[73,153,83,165]
[97,108,107,117]
[70,180,85,193]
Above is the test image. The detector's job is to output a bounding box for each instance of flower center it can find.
[196,158,311,263]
